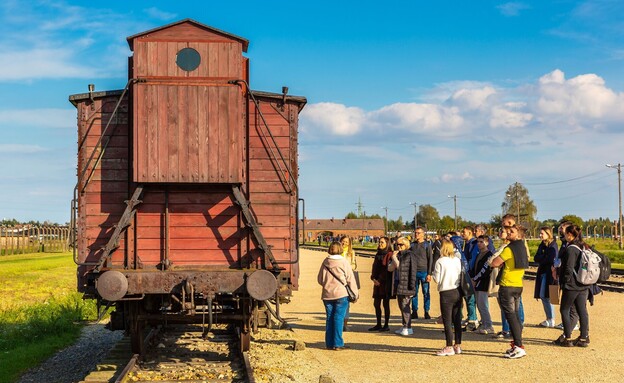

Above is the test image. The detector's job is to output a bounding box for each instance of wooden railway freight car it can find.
[68,19,306,352]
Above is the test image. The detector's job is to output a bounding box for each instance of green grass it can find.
[0,252,97,383]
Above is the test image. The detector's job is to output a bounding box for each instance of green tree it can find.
[345,212,358,219]
[417,204,441,229]
[501,182,537,225]
[560,215,583,228]
[439,215,456,231]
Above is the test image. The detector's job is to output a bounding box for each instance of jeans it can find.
[462,294,477,322]
[475,291,492,328]
[323,297,349,348]
[501,297,524,332]
[411,271,430,313]
[560,289,589,338]
[498,286,524,347]
[539,274,555,321]
[440,288,462,346]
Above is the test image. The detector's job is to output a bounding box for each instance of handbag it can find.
[325,265,357,303]
[549,283,561,305]
[353,271,361,289]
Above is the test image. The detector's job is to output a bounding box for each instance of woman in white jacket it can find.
[432,238,463,356]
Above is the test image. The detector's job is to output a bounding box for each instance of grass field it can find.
[0,252,97,383]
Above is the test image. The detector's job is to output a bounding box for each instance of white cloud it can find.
[0,48,97,80]
[432,172,474,183]
[537,69,622,120]
[300,103,365,135]
[0,108,75,128]
[0,144,46,153]
[496,2,531,17]
[144,7,177,21]
[490,103,533,129]
[302,69,624,142]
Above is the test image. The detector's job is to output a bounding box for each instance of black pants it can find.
[560,289,589,338]
[440,288,462,347]
[498,286,523,347]
[373,297,391,327]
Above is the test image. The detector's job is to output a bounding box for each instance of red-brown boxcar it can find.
[69,19,305,352]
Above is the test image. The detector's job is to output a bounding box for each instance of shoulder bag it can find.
[325,265,357,302]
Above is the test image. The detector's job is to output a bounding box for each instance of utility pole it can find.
[409,202,418,231]
[448,195,457,230]
[606,163,623,250]
[356,197,364,218]
[381,206,388,234]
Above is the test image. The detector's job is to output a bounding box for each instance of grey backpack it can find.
[569,245,601,285]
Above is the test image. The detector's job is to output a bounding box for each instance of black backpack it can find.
[591,246,611,283]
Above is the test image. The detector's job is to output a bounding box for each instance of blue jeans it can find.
[501,296,524,332]
[323,297,349,348]
[411,271,431,312]
[464,294,477,321]
[539,274,555,321]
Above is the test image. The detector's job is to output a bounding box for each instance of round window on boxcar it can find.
[176,47,201,71]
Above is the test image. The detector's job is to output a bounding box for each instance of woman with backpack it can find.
[553,225,590,347]
[534,227,558,328]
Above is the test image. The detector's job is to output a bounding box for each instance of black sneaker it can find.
[379,326,390,332]
[553,334,573,347]
[411,311,419,320]
[574,337,589,348]
[368,325,382,331]
[424,311,431,319]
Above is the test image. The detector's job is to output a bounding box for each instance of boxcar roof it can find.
[68,89,124,106]
[68,89,306,108]
[126,18,249,52]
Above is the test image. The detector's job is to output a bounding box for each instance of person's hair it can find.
[475,224,487,233]
[513,224,527,239]
[447,231,458,236]
[558,221,573,235]
[565,225,587,248]
[539,226,554,243]
[397,236,410,248]
[440,239,455,257]
[462,226,474,234]
[502,213,517,223]
[477,235,490,243]
[415,226,424,232]
[377,236,391,252]
[328,241,343,255]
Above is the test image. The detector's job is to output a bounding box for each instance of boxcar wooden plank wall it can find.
[76,95,130,277]
[247,97,298,270]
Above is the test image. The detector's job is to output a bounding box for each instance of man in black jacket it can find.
[410,227,433,319]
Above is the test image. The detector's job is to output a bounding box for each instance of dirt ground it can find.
[248,249,624,383]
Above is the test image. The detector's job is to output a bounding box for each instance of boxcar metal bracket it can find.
[93,184,145,273]
[231,185,280,271]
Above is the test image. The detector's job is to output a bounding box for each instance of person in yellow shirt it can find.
[340,236,357,331]
[490,224,528,359]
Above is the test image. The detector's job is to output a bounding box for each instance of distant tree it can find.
[439,215,456,231]
[560,215,583,228]
[501,182,537,225]
[368,213,382,219]
[540,218,559,230]
[417,204,441,229]
[489,214,502,228]
[345,212,358,219]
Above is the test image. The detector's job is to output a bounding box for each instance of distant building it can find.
[299,218,385,243]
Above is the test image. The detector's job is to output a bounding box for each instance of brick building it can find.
[298,218,385,243]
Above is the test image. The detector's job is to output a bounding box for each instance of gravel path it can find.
[17,322,123,383]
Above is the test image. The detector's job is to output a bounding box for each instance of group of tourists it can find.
[317,214,595,358]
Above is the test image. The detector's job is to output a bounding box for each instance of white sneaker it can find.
[573,323,580,331]
[505,345,526,359]
[395,327,405,335]
[539,319,554,328]
[436,346,455,356]
[407,328,413,335]
[398,328,410,336]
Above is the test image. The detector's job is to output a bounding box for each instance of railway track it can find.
[300,244,624,293]
[80,325,254,383]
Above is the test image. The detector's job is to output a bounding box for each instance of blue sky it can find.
[1,0,623,225]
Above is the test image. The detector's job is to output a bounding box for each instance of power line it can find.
[523,169,608,186]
